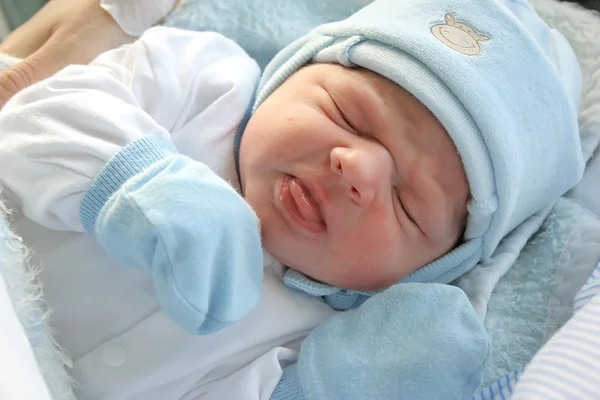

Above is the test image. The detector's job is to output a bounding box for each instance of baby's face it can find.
[240,64,469,290]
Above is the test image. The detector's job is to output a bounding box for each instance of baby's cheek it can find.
[370,201,388,218]
[346,208,397,263]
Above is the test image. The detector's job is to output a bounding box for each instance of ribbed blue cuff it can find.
[270,363,304,400]
[80,135,177,233]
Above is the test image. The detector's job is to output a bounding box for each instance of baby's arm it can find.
[82,136,263,335]
[0,27,263,334]
[0,26,259,232]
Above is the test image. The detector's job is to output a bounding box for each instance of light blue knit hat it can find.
[253,0,584,305]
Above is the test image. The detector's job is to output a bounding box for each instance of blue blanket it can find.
[163,0,362,69]
[475,197,600,385]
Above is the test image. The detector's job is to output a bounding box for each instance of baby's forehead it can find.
[296,63,394,92]
[334,66,418,113]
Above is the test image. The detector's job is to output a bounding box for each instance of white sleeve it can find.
[0,26,259,232]
[100,0,179,36]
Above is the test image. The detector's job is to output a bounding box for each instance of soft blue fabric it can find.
[162,1,362,70]
[80,136,263,335]
[464,197,600,386]
[255,0,584,295]
[279,283,489,400]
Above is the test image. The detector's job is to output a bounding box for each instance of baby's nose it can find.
[329,145,391,207]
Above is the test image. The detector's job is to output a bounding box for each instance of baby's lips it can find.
[289,178,325,225]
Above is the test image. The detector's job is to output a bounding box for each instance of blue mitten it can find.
[271,283,489,399]
[80,136,263,335]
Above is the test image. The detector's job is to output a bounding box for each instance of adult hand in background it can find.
[0,0,133,107]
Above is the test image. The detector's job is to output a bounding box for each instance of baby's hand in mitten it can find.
[83,137,263,335]
[271,283,489,400]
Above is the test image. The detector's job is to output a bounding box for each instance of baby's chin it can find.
[259,224,408,290]
[259,235,295,268]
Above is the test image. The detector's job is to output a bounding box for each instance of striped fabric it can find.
[474,261,600,400]
[510,261,600,399]
[473,367,524,400]
[574,263,600,312]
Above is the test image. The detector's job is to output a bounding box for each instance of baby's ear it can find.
[445,13,455,24]
[478,34,490,41]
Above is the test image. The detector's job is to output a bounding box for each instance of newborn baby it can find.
[242,63,469,290]
[0,0,584,397]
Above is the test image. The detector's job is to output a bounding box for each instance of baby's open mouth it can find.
[279,175,326,234]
